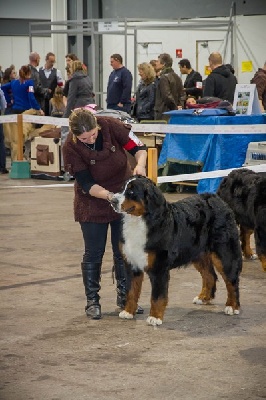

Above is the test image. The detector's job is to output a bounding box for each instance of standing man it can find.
[203,52,237,104]
[178,58,203,99]
[39,52,64,115]
[28,52,47,110]
[106,54,132,114]
[251,61,266,112]
[154,53,183,120]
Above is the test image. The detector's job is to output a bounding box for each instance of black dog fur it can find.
[111,175,242,326]
[217,168,266,272]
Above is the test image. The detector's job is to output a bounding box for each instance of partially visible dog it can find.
[217,168,266,272]
[110,176,242,326]
[3,109,56,161]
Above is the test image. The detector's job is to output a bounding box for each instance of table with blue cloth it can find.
[158,112,266,193]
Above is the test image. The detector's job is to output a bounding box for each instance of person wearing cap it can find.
[63,108,147,320]
[178,58,203,100]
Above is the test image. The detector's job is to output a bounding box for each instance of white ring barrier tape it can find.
[157,164,266,184]
[131,123,266,135]
[0,114,69,127]
[0,114,265,134]
[2,164,266,189]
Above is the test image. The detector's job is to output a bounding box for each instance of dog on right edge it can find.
[217,168,266,272]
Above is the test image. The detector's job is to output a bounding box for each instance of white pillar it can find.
[51,0,68,78]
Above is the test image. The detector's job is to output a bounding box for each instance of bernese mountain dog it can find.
[110,175,242,326]
[217,168,266,272]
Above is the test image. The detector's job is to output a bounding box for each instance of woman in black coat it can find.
[63,60,95,119]
[133,62,156,121]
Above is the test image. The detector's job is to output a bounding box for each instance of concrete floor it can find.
[0,165,266,400]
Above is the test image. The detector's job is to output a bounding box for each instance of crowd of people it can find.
[0,50,265,176]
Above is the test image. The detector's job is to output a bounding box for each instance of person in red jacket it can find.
[63,108,147,320]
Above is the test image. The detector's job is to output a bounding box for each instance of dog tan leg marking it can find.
[145,252,156,272]
[240,227,256,259]
[211,253,240,315]
[193,254,216,305]
[147,297,168,326]
[119,272,144,320]
[258,255,266,272]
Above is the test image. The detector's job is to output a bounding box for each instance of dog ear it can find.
[143,178,166,215]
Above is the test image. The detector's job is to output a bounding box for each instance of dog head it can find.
[110,175,164,217]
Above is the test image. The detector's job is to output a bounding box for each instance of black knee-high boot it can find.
[81,262,102,319]
[113,257,127,309]
[112,257,144,314]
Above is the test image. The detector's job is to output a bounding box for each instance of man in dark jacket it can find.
[251,61,266,112]
[28,52,48,111]
[154,53,183,120]
[203,52,237,104]
[39,52,64,115]
[178,58,202,99]
[106,54,132,114]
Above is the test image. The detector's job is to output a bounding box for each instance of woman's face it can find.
[10,69,17,79]
[77,127,99,144]
[138,69,146,80]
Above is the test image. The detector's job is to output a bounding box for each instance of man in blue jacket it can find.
[106,54,132,114]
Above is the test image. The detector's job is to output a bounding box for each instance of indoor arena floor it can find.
[0,165,265,400]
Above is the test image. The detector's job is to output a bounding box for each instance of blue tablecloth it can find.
[158,113,266,193]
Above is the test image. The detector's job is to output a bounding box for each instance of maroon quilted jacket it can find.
[63,117,132,223]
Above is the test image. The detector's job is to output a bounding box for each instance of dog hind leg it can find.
[240,226,257,260]
[254,219,266,272]
[211,253,241,315]
[193,254,217,305]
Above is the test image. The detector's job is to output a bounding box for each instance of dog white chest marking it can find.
[122,214,148,271]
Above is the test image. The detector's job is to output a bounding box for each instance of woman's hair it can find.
[3,67,14,83]
[69,108,98,136]
[52,86,64,108]
[65,53,78,62]
[72,60,84,73]
[138,62,155,84]
[19,65,31,81]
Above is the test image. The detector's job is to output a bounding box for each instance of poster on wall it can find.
[233,84,262,115]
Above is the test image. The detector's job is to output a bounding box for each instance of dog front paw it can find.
[119,310,134,319]
[146,316,162,326]
[224,306,240,315]
[193,296,203,304]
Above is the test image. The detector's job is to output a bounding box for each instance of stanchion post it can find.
[17,114,23,161]
[147,147,158,183]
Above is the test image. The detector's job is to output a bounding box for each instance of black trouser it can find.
[80,218,125,310]
[80,218,123,263]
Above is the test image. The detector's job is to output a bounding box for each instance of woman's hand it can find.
[133,164,146,176]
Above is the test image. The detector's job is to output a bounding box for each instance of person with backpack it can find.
[251,61,266,112]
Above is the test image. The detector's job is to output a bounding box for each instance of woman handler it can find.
[63,108,147,319]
